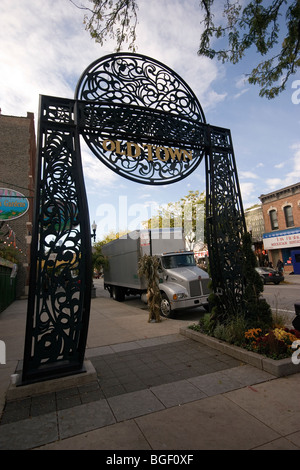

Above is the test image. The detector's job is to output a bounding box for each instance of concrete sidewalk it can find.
[0,286,300,450]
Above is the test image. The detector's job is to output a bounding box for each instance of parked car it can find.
[255,267,284,285]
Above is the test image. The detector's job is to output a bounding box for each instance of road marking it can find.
[271,308,295,314]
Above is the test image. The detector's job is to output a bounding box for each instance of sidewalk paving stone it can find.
[0,412,58,450]
[151,379,207,407]
[107,389,165,422]
[57,399,116,440]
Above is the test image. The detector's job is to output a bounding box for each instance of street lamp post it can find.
[91,220,97,243]
[91,220,97,298]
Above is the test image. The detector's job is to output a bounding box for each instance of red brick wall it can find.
[0,112,36,297]
[261,192,300,232]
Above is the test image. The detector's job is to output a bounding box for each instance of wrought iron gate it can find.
[22,53,245,384]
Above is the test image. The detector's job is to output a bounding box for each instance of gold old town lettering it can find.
[102,139,193,162]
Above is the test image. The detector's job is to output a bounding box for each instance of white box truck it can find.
[102,229,210,317]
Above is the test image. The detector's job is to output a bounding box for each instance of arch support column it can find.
[22,96,92,384]
[205,125,246,318]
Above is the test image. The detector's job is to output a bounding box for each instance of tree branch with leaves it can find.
[198,0,300,98]
[71,0,138,51]
[72,0,300,99]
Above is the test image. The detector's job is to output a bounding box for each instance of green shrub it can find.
[197,313,215,335]
[241,232,273,329]
[213,314,247,345]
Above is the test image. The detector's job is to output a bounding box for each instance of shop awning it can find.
[263,227,300,249]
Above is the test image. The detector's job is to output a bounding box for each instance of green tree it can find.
[199,0,300,98]
[100,229,128,245]
[0,244,19,264]
[92,229,128,274]
[72,0,300,98]
[92,240,108,274]
[207,231,273,328]
[71,0,138,51]
[241,231,273,328]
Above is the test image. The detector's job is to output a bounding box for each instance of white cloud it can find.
[274,162,285,169]
[265,143,300,192]
[235,75,248,89]
[135,0,227,111]
[290,143,300,168]
[265,178,282,191]
[240,181,255,194]
[240,171,259,179]
[283,143,300,184]
[81,146,118,187]
[0,0,109,118]
[232,75,249,99]
[240,182,256,207]
[234,88,249,99]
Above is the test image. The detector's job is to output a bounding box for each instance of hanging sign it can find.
[76,53,206,185]
[0,188,29,221]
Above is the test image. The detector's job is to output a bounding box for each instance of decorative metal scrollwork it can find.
[22,96,91,383]
[75,53,206,184]
[75,53,206,120]
[205,126,246,316]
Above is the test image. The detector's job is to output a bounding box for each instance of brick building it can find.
[0,112,36,297]
[259,182,300,273]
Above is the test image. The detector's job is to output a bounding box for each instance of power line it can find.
[0,181,35,193]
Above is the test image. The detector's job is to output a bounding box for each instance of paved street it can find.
[263,277,300,322]
[94,275,300,327]
[0,276,299,450]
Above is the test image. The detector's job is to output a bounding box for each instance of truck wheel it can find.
[112,286,125,302]
[160,293,173,318]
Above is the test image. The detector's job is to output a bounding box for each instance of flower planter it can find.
[180,326,300,378]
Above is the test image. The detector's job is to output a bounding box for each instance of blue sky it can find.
[1,0,300,240]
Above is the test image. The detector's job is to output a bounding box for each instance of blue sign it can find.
[0,188,29,221]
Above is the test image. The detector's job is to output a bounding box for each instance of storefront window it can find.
[269,209,278,230]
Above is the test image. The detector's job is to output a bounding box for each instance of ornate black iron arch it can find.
[22,53,246,385]
[75,53,206,185]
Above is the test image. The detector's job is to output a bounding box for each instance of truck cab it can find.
[157,251,210,317]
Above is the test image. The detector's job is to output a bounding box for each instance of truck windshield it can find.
[162,254,196,269]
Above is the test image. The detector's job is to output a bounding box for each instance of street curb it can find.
[180,327,300,378]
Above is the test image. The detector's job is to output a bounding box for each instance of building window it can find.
[269,209,278,230]
[284,205,294,227]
